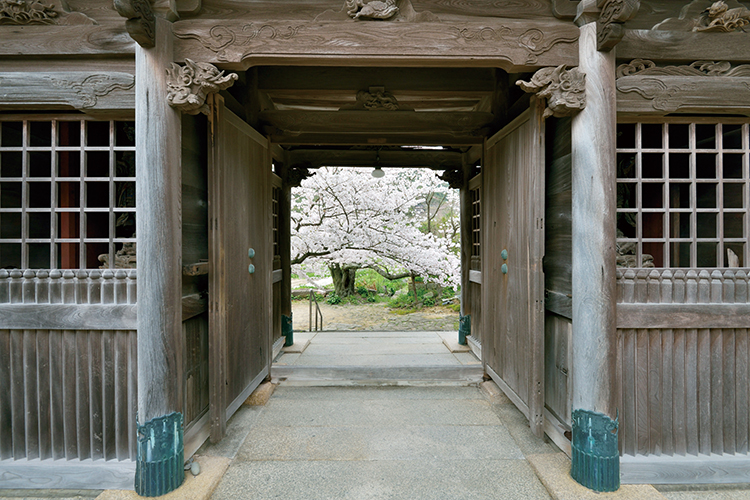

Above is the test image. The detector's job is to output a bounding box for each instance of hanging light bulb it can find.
[372,149,385,178]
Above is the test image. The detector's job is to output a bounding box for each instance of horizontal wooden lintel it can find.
[617,303,750,330]
[0,303,136,330]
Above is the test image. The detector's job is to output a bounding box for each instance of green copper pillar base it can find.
[458,314,470,345]
[571,409,619,492]
[282,314,293,347]
[135,412,184,497]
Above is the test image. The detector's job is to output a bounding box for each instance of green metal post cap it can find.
[501,263,508,274]
[248,248,255,258]
[501,249,508,260]
[135,412,184,497]
[458,314,470,345]
[570,409,619,492]
[248,264,255,274]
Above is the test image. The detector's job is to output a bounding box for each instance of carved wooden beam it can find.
[114,0,156,48]
[165,59,237,115]
[619,30,750,63]
[285,148,463,170]
[172,19,579,71]
[596,0,639,51]
[0,72,135,111]
[516,65,586,118]
[616,60,750,116]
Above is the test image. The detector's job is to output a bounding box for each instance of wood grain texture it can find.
[482,100,545,436]
[618,328,750,465]
[0,304,136,330]
[208,95,272,441]
[617,76,750,116]
[543,116,571,314]
[173,19,578,70]
[618,304,750,329]
[0,329,137,462]
[621,453,750,484]
[135,17,184,422]
[570,22,617,416]
[619,30,750,64]
[0,458,136,490]
[0,72,134,111]
[0,25,134,56]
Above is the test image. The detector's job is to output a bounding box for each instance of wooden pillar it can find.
[136,17,183,425]
[280,166,293,320]
[570,17,619,491]
[459,158,472,319]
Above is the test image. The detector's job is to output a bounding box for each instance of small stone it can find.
[190,460,201,476]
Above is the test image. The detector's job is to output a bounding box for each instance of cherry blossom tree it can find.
[291,167,460,297]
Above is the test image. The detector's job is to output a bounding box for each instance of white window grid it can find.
[616,120,748,268]
[0,118,136,269]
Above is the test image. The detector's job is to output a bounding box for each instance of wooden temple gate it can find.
[1,0,750,492]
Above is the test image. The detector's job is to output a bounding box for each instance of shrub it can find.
[326,293,342,305]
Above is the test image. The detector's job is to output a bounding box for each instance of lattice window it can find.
[616,120,748,268]
[0,119,136,269]
[469,174,481,270]
[272,185,281,258]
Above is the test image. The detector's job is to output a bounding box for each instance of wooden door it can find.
[483,100,546,436]
[208,95,272,441]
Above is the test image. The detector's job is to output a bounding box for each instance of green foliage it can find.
[326,293,342,305]
[355,269,407,296]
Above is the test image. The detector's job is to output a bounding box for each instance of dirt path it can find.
[291,301,459,331]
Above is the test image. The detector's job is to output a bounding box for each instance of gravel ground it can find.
[291,301,459,332]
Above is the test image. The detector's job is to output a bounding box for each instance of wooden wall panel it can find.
[544,117,572,318]
[0,329,137,462]
[468,280,482,348]
[544,313,571,427]
[618,327,750,460]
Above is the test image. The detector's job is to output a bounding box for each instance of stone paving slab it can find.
[282,353,463,366]
[211,459,551,500]
[254,398,502,427]
[198,406,263,459]
[270,385,485,400]
[300,342,452,355]
[95,456,229,500]
[236,425,524,462]
[527,453,666,500]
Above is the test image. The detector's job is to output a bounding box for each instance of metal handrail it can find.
[308,289,323,332]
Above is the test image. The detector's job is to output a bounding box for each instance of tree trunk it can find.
[409,273,419,304]
[329,263,357,297]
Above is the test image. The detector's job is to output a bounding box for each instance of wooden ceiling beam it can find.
[256,67,497,93]
[260,110,494,135]
[619,30,750,63]
[269,133,484,147]
[284,148,464,170]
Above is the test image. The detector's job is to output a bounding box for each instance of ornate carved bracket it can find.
[166,59,237,115]
[0,0,58,24]
[597,0,640,51]
[346,0,398,20]
[439,169,464,189]
[284,167,313,187]
[340,87,405,111]
[517,65,586,119]
[114,0,156,47]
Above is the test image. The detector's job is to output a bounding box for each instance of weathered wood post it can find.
[121,3,185,494]
[569,0,638,492]
[279,162,293,346]
[458,160,473,345]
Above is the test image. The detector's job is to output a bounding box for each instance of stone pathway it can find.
[275,330,479,367]
[206,385,553,500]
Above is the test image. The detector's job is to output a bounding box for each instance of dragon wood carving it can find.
[695,0,750,32]
[517,65,586,119]
[0,0,57,24]
[345,0,398,20]
[166,59,238,115]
